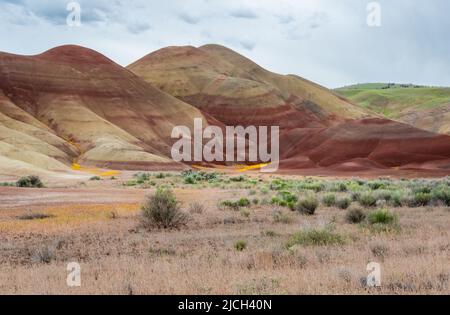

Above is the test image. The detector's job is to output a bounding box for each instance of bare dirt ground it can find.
[0,173,449,295]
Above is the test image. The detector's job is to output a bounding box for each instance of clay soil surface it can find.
[0,172,449,294]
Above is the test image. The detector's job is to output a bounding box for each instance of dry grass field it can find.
[0,172,449,295]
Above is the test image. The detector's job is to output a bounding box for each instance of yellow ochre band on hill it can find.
[192,163,270,172]
[66,137,120,177]
[71,163,120,177]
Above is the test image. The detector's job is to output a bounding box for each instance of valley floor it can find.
[0,173,449,294]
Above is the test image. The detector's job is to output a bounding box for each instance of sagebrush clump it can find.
[31,245,55,264]
[271,191,298,209]
[345,207,366,224]
[412,192,432,207]
[18,212,54,221]
[188,202,205,214]
[367,208,398,225]
[295,197,318,215]
[322,194,336,207]
[358,193,377,207]
[134,172,151,183]
[234,240,247,251]
[287,228,345,247]
[141,188,188,229]
[16,175,44,188]
[366,209,400,232]
[336,197,351,210]
[272,209,293,224]
[182,170,219,184]
[220,198,251,210]
[432,188,450,206]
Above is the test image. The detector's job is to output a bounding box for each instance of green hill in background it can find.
[336,83,450,134]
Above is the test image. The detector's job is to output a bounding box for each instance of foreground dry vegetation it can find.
[0,172,449,294]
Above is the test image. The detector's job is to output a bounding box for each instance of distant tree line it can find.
[381,83,423,89]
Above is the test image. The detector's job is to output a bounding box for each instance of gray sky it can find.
[1,0,449,88]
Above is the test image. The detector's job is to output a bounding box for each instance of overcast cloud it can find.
[0,0,449,88]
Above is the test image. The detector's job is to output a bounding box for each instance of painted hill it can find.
[1,45,450,177]
[128,45,450,174]
[128,44,373,129]
[0,45,214,177]
[336,83,450,134]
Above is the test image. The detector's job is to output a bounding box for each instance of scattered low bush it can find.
[220,198,251,210]
[335,182,348,192]
[358,193,377,207]
[351,191,361,202]
[149,247,176,257]
[141,188,188,229]
[182,170,219,184]
[294,197,319,215]
[262,230,277,237]
[270,196,283,207]
[220,200,240,211]
[229,175,246,182]
[184,175,196,184]
[240,208,251,218]
[374,190,393,201]
[272,209,293,224]
[412,185,432,194]
[432,188,450,206]
[366,208,400,233]
[298,181,324,192]
[370,242,390,259]
[108,210,119,219]
[367,208,398,225]
[390,191,406,207]
[270,179,289,191]
[89,176,101,181]
[134,172,151,183]
[234,240,247,251]
[17,212,54,221]
[411,192,432,207]
[367,180,388,190]
[327,181,348,192]
[271,191,298,209]
[287,228,345,247]
[336,197,351,210]
[345,207,366,224]
[16,176,44,188]
[188,202,205,214]
[322,194,336,207]
[376,199,387,208]
[32,245,55,264]
[238,198,251,207]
